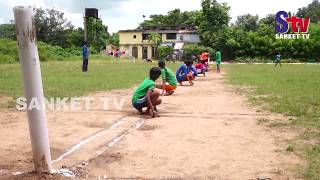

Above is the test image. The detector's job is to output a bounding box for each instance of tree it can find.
[86,17,109,51]
[140,14,167,26]
[158,46,173,59]
[140,9,202,26]
[34,8,74,48]
[66,27,84,48]
[183,44,206,57]
[259,14,275,26]
[108,33,119,46]
[235,14,259,31]
[199,0,230,47]
[149,32,162,59]
[0,23,16,40]
[297,0,320,22]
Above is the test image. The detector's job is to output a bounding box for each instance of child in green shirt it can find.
[216,50,222,73]
[156,61,178,96]
[132,67,162,118]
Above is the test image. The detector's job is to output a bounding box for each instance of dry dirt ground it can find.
[0,71,303,179]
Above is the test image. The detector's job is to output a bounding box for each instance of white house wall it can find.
[177,33,201,43]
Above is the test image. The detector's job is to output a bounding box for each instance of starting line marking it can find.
[51,116,128,163]
[95,118,145,156]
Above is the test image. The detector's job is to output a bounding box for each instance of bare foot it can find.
[166,91,175,96]
[151,111,160,118]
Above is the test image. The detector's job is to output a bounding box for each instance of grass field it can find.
[0,57,180,102]
[225,64,320,179]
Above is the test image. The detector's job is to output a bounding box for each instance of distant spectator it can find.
[114,50,118,58]
[215,50,222,73]
[82,41,90,72]
[275,52,282,68]
[117,49,121,58]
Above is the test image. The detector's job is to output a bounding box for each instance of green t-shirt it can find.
[161,67,178,86]
[216,51,222,64]
[132,78,155,103]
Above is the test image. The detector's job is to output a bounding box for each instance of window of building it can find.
[179,35,184,41]
[166,33,177,40]
[142,34,150,40]
[133,35,137,39]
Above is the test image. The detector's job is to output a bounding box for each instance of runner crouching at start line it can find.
[132,67,162,118]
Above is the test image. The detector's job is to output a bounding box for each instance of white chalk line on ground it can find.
[57,118,146,178]
[95,118,145,156]
[0,169,7,175]
[51,116,128,163]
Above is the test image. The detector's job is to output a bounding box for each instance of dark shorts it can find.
[176,75,187,82]
[132,96,148,110]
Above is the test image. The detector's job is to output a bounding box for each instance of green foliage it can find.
[33,8,110,51]
[0,23,16,40]
[34,8,74,48]
[259,14,276,25]
[149,32,162,45]
[86,17,109,51]
[219,21,320,61]
[158,46,173,59]
[140,9,202,26]
[37,42,81,61]
[297,0,320,23]
[107,33,119,46]
[182,44,213,58]
[64,28,84,49]
[146,0,320,61]
[0,39,81,64]
[199,0,230,47]
[0,39,19,63]
[138,0,319,61]
[235,14,259,31]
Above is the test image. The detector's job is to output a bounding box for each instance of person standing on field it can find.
[275,52,282,68]
[216,50,222,73]
[82,41,90,72]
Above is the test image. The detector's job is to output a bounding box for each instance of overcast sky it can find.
[0,0,312,33]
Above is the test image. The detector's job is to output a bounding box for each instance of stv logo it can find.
[275,11,311,40]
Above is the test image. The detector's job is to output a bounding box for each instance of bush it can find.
[0,39,82,64]
[0,39,19,63]
[182,44,214,59]
[158,46,173,59]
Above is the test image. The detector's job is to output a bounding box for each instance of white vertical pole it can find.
[13,6,52,173]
